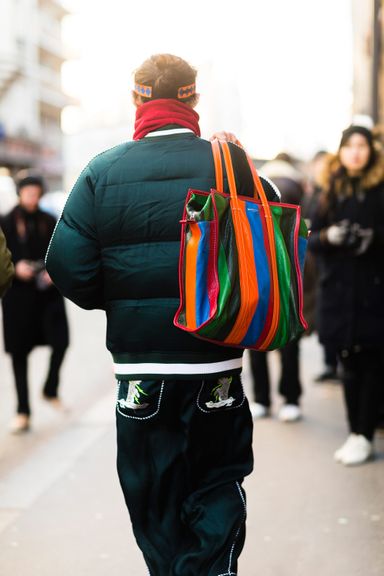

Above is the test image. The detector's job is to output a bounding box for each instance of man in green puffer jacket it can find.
[46,54,279,576]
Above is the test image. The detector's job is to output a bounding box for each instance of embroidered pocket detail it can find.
[197,375,245,414]
[205,377,236,409]
[117,379,164,420]
[118,380,149,410]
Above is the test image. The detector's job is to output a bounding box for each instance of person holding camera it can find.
[308,124,384,466]
[1,175,69,433]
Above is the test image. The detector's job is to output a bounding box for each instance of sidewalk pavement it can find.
[0,302,383,576]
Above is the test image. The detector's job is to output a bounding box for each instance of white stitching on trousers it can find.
[223,482,247,576]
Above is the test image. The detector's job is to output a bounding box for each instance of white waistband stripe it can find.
[113,358,243,375]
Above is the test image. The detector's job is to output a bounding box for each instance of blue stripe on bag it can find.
[240,202,271,346]
[195,222,211,326]
[298,236,306,274]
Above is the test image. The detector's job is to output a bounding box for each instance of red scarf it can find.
[133,99,201,140]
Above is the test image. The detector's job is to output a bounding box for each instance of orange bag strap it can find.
[219,139,273,223]
[219,141,240,206]
[212,138,266,203]
[211,138,223,192]
[219,140,281,349]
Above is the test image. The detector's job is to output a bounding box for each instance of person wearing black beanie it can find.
[308,123,384,466]
[339,125,373,147]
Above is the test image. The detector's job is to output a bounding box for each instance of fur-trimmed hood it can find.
[319,146,384,193]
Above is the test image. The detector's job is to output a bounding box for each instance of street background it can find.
[1,2,384,574]
[0,302,383,576]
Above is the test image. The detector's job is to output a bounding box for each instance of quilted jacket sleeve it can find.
[45,165,104,310]
[0,225,14,298]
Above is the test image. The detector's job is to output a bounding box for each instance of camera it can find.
[343,221,361,249]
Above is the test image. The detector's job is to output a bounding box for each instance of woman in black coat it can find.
[309,124,384,465]
[1,175,69,433]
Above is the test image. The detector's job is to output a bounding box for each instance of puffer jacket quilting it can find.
[46,131,278,379]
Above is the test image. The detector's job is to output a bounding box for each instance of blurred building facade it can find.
[376,0,384,124]
[0,0,71,191]
[352,0,383,124]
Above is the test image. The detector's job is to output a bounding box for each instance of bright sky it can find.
[61,0,353,160]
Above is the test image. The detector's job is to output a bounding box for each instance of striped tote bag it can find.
[174,140,308,351]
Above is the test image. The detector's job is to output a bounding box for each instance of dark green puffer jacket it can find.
[46,129,279,380]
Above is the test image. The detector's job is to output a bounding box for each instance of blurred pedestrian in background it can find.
[0,225,14,297]
[0,167,18,216]
[249,153,306,422]
[46,53,280,575]
[304,150,341,383]
[1,174,69,434]
[302,150,329,223]
[308,123,384,466]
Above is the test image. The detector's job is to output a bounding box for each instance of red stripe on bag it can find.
[185,222,201,329]
[207,204,219,317]
[174,189,193,328]
[293,207,308,330]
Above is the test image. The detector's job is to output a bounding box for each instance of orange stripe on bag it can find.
[220,143,259,344]
[225,201,259,343]
[185,222,201,329]
[245,156,281,348]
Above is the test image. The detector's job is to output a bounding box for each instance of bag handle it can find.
[211,138,223,193]
[211,138,265,203]
[217,140,281,350]
[219,140,269,206]
[210,138,276,227]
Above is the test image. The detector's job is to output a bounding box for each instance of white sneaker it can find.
[278,404,302,422]
[249,402,268,419]
[340,434,373,466]
[9,414,30,434]
[334,434,357,462]
[42,395,70,413]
